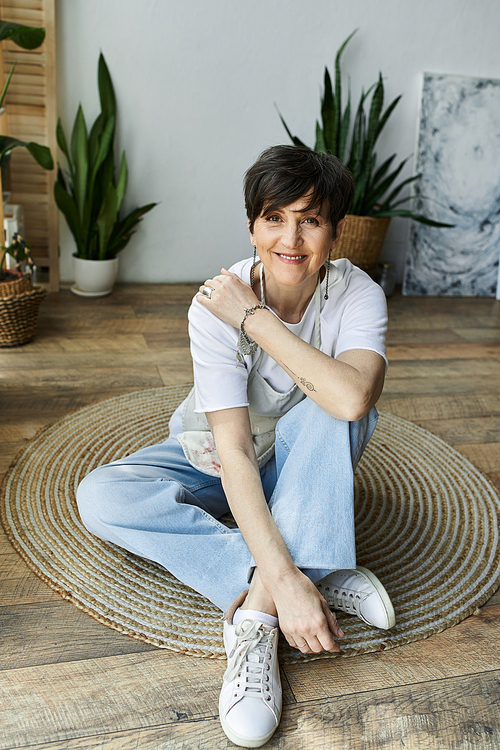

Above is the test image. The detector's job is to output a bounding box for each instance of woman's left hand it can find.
[197,269,261,328]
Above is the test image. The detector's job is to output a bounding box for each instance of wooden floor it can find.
[1,283,500,750]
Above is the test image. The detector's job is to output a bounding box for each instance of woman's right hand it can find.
[269,568,343,653]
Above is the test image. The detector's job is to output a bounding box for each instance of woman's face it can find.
[249,195,345,294]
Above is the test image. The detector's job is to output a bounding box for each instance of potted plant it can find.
[0,21,49,229]
[0,233,46,346]
[0,21,54,346]
[278,30,453,271]
[55,54,156,297]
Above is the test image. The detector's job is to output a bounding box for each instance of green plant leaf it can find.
[0,63,16,109]
[374,208,455,227]
[54,181,85,254]
[24,141,54,170]
[365,75,384,161]
[0,135,53,170]
[107,203,156,257]
[53,54,155,260]
[56,118,71,165]
[85,115,116,233]
[370,154,396,188]
[321,67,336,152]
[70,106,89,219]
[374,93,402,143]
[275,106,310,149]
[96,182,119,260]
[115,152,128,213]
[56,166,68,193]
[338,87,351,163]
[88,113,104,165]
[377,171,419,213]
[334,29,357,154]
[360,156,410,213]
[98,53,116,123]
[363,156,407,210]
[314,121,327,153]
[0,22,45,49]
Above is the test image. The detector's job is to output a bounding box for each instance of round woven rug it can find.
[2,384,500,663]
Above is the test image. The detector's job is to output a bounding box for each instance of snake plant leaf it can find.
[365,157,410,210]
[54,181,85,254]
[321,67,336,152]
[70,106,89,220]
[55,54,155,260]
[315,121,327,153]
[115,152,128,213]
[98,53,116,124]
[338,88,351,163]
[88,113,105,165]
[87,115,115,205]
[96,181,119,260]
[374,208,455,227]
[335,30,357,152]
[370,154,396,189]
[277,30,455,227]
[377,171,420,213]
[374,94,402,144]
[275,107,308,149]
[107,203,157,256]
[0,22,45,49]
[365,74,384,160]
[56,117,71,165]
[56,166,68,194]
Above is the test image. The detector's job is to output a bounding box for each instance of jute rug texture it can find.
[2,384,499,662]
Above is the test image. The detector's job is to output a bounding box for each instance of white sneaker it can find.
[316,566,396,630]
[219,618,282,748]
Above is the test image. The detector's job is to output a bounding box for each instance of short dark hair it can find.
[244,145,355,233]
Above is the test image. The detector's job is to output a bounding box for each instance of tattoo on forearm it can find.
[280,361,317,392]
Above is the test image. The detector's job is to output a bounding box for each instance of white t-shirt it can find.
[168,257,387,437]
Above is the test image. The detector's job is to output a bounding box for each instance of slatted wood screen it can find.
[0,0,58,290]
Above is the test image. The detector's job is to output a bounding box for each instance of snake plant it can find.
[279,30,452,227]
[54,54,156,261]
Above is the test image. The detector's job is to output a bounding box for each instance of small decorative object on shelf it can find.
[0,233,45,347]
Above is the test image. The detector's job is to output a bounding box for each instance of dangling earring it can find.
[251,245,257,290]
[324,249,331,300]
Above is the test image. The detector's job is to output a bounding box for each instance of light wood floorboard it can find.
[0,285,499,749]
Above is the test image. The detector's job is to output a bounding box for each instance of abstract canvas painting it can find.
[403,72,500,297]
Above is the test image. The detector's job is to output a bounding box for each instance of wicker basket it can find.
[0,274,46,347]
[332,215,390,271]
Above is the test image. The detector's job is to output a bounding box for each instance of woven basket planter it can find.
[0,274,46,347]
[332,215,390,271]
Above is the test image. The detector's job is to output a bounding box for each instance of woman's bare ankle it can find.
[241,569,277,617]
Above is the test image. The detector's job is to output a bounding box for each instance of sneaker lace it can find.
[329,587,362,617]
[224,620,275,697]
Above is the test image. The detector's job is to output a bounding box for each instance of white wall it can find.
[55,0,500,283]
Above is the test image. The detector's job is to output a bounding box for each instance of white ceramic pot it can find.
[71,255,119,297]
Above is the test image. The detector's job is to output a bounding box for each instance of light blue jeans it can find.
[77,398,378,612]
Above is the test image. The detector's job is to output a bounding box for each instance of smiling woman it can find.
[76,145,393,748]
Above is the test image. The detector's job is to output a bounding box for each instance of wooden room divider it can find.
[0,0,59,291]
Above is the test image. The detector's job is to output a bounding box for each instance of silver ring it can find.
[201,285,214,299]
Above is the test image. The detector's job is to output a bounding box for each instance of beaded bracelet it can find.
[237,304,267,356]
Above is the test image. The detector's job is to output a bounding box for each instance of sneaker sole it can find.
[219,705,281,748]
[355,566,396,629]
